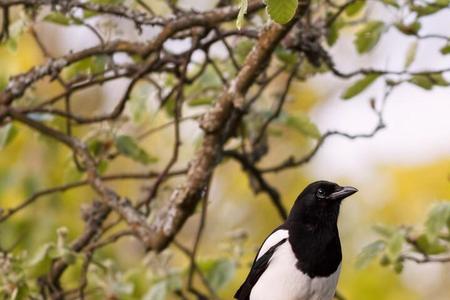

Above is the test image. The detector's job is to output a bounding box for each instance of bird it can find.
[234,180,358,300]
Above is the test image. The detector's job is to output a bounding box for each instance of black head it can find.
[287,180,358,227]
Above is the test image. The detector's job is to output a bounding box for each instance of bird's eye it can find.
[317,188,325,197]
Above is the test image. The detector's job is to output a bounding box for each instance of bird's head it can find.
[288,181,358,227]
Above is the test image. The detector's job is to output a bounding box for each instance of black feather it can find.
[234,237,287,300]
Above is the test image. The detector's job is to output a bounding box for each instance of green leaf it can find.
[53,227,78,265]
[63,56,108,80]
[115,135,157,165]
[87,139,110,157]
[205,259,235,291]
[436,0,450,5]
[28,243,55,266]
[425,202,450,240]
[354,21,385,54]
[64,161,84,182]
[404,42,418,69]
[386,231,405,261]
[91,55,108,74]
[341,73,380,99]
[266,0,298,24]
[395,21,421,36]
[7,38,18,52]
[326,20,345,47]
[379,254,391,266]
[11,284,30,300]
[163,95,176,117]
[408,75,433,90]
[60,248,77,265]
[44,12,71,26]
[416,234,448,255]
[355,240,385,269]
[380,0,399,8]
[188,97,214,106]
[297,59,329,76]
[128,84,150,123]
[275,47,298,65]
[83,10,98,19]
[408,74,447,89]
[429,73,449,86]
[23,175,39,196]
[411,5,441,16]
[236,0,248,30]
[97,160,109,174]
[393,261,403,273]
[282,113,321,139]
[327,24,338,47]
[345,0,366,16]
[186,65,222,95]
[373,224,396,238]
[0,123,19,150]
[440,44,450,55]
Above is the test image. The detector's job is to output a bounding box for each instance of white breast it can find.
[309,264,341,300]
[250,230,341,300]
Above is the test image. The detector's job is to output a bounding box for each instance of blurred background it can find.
[0,0,449,299]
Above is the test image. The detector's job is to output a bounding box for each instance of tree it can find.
[0,0,449,299]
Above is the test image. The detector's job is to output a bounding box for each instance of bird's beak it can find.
[329,186,358,201]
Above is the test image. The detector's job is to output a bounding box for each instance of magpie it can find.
[234,181,357,300]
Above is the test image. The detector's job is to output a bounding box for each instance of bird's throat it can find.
[288,222,342,278]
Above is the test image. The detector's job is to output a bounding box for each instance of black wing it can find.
[234,237,287,300]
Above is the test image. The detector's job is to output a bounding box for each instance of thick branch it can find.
[146,3,310,251]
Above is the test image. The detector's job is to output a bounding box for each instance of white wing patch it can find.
[251,239,310,300]
[256,229,289,260]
